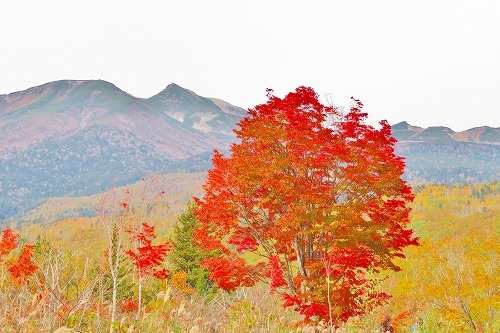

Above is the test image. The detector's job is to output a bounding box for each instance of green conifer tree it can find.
[170,202,215,294]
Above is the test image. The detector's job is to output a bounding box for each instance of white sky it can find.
[1,0,499,131]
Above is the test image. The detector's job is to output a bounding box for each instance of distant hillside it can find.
[395,141,498,184]
[14,172,206,225]
[391,121,500,144]
[0,80,246,220]
[391,122,499,184]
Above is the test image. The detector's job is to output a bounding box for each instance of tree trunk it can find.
[137,276,143,319]
[109,273,117,333]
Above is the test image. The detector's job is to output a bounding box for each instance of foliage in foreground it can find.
[0,182,498,332]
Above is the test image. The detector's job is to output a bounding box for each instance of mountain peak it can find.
[164,82,183,90]
[81,79,120,89]
[392,121,411,130]
[148,83,202,102]
[145,84,246,135]
[159,82,191,94]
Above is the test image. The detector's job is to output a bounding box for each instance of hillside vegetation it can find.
[0,182,498,332]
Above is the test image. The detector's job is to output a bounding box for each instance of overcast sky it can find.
[1,0,499,131]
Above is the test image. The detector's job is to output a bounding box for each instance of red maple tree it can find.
[1,229,19,261]
[8,244,37,284]
[126,222,171,316]
[126,223,171,279]
[194,87,418,325]
[1,229,37,284]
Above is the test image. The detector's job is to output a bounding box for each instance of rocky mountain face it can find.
[0,81,498,221]
[147,83,244,138]
[0,80,246,220]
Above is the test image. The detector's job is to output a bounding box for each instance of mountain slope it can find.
[395,141,499,184]
[0,80,246,220]
[0,80,223,158]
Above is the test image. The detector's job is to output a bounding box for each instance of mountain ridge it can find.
[0,79,245,156]
[391,121,499,144]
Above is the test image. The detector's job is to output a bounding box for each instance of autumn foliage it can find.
[0,229,19,261]
[126,222,171,280]
[195,87,418,325]
[124,221,171,319]
[1,229,37,284]
[8,244,37,284]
